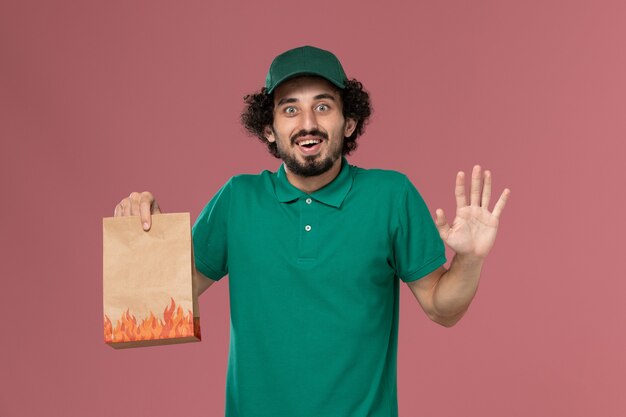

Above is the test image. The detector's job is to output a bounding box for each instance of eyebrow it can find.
[313,93,337,101]
[276,93,337,107]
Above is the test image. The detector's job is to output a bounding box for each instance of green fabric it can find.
[265,45,347,93]
[192,157,446,417]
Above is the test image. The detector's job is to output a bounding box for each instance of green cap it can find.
[265,46,347,94]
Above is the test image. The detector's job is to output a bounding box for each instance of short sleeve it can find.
[191,179,232,281]
[394,176,447,282]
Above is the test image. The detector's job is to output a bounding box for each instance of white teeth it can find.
[299,139,321,146]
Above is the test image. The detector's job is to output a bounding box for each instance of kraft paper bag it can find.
[102,212,201,349]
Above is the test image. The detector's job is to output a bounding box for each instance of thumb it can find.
[434,208,450,239]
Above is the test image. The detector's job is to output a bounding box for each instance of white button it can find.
[305,198,312,204]
[305,225,312,232]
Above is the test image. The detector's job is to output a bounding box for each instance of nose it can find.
[300,108,319,131]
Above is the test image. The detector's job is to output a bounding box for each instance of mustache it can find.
[290,129,328,144]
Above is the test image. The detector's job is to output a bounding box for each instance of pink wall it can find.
[1,1,624,416]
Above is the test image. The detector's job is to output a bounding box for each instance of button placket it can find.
[298,196,317,260]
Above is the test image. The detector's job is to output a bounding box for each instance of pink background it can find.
[1,1,624,416]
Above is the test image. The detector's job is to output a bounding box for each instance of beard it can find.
[274,128,343,177]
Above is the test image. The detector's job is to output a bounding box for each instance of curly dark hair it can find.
[241,78,372,158]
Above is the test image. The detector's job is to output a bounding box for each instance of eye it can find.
[284,106,297,115]
[316,104,330,111]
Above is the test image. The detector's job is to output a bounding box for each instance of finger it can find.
[114,203,120,217]
[481,170,492,209]
[435,208,450,240]
[129,192,141,216]
[470,165,482,206]
[492,188,511,219]
[139,192,154,230]
[121,198,131,216]
[455,171,467,208]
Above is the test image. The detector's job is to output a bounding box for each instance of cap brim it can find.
[267,71,345,94]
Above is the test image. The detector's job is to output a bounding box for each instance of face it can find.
[265,76,356,178]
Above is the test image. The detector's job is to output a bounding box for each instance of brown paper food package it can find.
[102,213,201,349]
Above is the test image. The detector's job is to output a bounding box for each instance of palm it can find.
[435,165,510,259]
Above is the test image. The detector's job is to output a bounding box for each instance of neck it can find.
[284,159,342,194]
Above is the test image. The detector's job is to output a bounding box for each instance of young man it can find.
[114,46,510,417]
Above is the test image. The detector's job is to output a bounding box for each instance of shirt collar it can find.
[274,157,354,208]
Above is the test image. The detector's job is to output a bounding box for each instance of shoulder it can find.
[350,164,412,192]
[226,169,275,190]
[217,170,276,201]
[198,170,275,215]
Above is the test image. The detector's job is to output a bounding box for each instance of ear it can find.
[264,126,276,143]
[344,118,357,138]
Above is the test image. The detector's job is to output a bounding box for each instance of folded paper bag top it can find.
[102,212,201,349]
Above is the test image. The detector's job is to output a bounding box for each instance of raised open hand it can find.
[435,165,510,259]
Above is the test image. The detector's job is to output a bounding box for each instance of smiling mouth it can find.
[297,138,323,148]
[294,137,324,155]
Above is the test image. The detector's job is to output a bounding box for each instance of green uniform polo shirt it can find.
[192,157,446,417]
